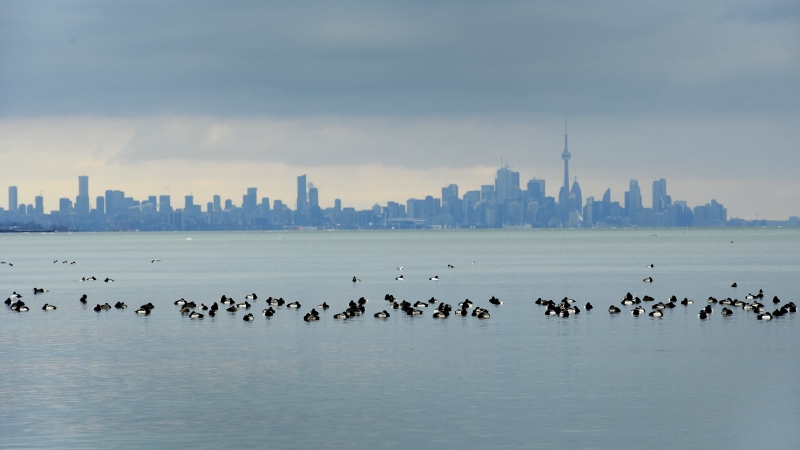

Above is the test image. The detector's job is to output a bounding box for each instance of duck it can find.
[114,301,127,309]
[93,304,103,312]
[352,276,361,282]
[721,307,733,316]
[395,275,404,281]
[243,313,255,321]
[731,282,737,288]
[489,296,503,305]
[41,303,57,310]
[698,310,708,319]
[645,263,654,268]
[374,310,390,318]
[585,302,593,310]
[245,293,257,300]
[189,311,203,319]
[286,301,301,308]
[447,264,454,269]
[648,310,663,317]
[237,301,251,309]
[33,287,48,294]
[79,294,88,304]
[757,312,772,321]
[643,277,653,283]
[262,307,275,317]
[318,302,330,309]
[429,276,439,281]
[432,310,449,318]
[608,305,621,314]
[104,278,114,283]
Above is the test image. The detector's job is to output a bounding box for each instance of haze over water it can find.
[2,228,799,449]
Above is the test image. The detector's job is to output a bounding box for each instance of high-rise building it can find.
[34,195,44,215]
[76,175,90,215]
[243,187,257,211]
[495,165,520,202]
[8,186,18,213]
[159,195,172,213]
[652,179,670,213]
[296,175,307,214]
[527,179,546,204]
[625,180,642,217]
[213,195,221,213]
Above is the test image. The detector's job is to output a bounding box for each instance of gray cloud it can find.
[2,1,797,117]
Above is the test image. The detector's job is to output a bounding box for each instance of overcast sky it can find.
[1,0,798,219]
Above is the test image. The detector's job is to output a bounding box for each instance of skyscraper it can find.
[76,175,90,215]
[652,179,670,213]
[8,186,18,213]
[297,175,307,213]
[625,180,642,217]
[495,164,520,202]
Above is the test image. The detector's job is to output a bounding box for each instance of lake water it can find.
[1,229,799,449]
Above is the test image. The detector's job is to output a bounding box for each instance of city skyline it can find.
[1,2,798,220]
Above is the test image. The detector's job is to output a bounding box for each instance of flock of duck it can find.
[2,260,796,323]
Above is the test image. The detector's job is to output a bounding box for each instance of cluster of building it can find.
[1,132,795,231]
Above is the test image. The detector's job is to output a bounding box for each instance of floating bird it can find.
[352,276,361,282]
[243,313,255,321]
[643,277,653,283]
[429,275,439,281]
[646,264,654,268]
[395,275,404,281]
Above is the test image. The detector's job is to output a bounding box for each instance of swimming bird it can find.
[33,287,48,294]
[721,307,733,316]
[262,307,275,317]
[646,263,654,268]
[352,276,361,282]
[374,310,390,318]
[489,296,503,305]
[731,282,737,288]
[643,277,653,283]
[243,313,254,321]
[151,259,161,263]
[447,264,454,269]
[134,306,150,314]
[245,293,257,300]
[104,278,114,283]
[395,275,404,281]
[608,305,621,314]
[189,311,203,319]
[429,275,439,281]
[286,301,301,308]
[585,302,593,310]
[42,303,57,310]
[114,301,127,309]
[698,310,708,319]
[237,301,251,309]
[303,312,319,322]
[318,302,330,309]
[397,266,404,271]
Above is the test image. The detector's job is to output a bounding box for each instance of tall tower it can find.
[76,175,90,215]
[8,186,18,213]
[561,122,571,196]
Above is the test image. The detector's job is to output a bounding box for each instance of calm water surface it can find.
[1,229,799,449]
